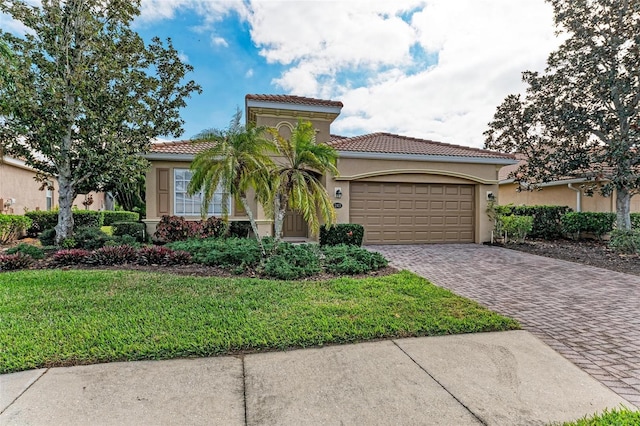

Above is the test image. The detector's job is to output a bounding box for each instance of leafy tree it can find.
[188,109,276,254]
[484,0,640,230]
[0,0,200,243]
[269,119,339,242]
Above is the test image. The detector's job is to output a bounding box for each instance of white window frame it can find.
[174,169,231,216]
[45,181,53,211]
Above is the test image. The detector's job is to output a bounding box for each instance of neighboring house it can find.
[144,94,516,244]
[498,156,640,213]
[0,155,108,215]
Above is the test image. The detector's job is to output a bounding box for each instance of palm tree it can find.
[269,119,339,242]
[188,109,275,253]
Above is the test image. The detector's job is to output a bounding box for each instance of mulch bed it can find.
[502,239,640,276]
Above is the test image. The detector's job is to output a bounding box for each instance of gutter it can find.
[337,151,517,165]
[567,183,581,212]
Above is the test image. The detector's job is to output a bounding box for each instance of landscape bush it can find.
[102,211,140,226]
[0,253,33,271]
[87,245,138,266]
[50,249,92,266]
[112,221,145,242]
[320,224,364,246]
[262,243,322,280]
[73,227,113,250]
[6,243,45,260]
[322,245,388,275]
[631,213,640,230]
[38,228,57,246]
[561,212,616,240]
[501,215,534,243]
[0,214,32,244]
[168,237,267,268]
[511,205,572,239]
[153,215,226,242]
[227,221,252,238]
[137,246,192,266]
[608,229,640,254]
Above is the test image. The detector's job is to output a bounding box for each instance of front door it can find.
[283,209,308,238]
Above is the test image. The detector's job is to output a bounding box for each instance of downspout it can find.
[568,183,581,212]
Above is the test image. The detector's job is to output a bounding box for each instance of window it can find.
[45,181,53,211]
[174,169,230,216]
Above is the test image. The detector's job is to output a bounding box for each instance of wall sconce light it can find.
[335,188,343,199]
[486,191,495,201]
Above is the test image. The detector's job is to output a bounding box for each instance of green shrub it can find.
[168,237,267,268]
[38,228,57,246]
[262,243,322,280]
[561,212,616,239]
[511,205,572,239]
[25,210,104,236]
[73,227,113,250]
[112,221,145,242]
[24,211,58,236]
[0,253,33,271]
[102,211,139,226]
[319,224,364,246]
[110,234,142,248]
[630,213,640,230]
[73,210,104,228]
[50,249,92,266]
[6,243,45,260]
[501,215,534,243]
[0,214,32,244]
[228,221,252,238]
[609,229,640,254]
[322,245,388,275]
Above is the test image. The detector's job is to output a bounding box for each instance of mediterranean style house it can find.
[498,156,640,213]
[144,94,516,244]
[0,155,108,215]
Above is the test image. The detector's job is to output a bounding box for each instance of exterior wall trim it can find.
[335,169,497,185]
[337,151,516,165]
[246,99,342,115]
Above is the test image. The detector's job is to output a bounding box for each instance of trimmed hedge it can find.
[319,224,364,246]
[561,212,616,239]
[0,214,32,244]
[25,210,139,235]
[510,205,572,239]
[631,213,640,230]
[103,211,140,226]
[112,221,145,242]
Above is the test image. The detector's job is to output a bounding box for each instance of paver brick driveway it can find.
[372,244,640,407]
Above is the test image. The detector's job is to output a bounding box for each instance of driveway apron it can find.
[372,244,640,407]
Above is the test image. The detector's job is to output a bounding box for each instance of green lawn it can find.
[0,269,519,374]
[559,407,640,426]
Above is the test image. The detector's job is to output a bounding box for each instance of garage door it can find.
[350,182,475,244]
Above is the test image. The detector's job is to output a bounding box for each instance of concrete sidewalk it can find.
[0,331,630,425]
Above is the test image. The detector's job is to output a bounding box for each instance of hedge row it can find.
[25,210,139,235]
[0,214,32,244]
[505,206,640,240]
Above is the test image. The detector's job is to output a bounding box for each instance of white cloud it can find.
[243,0,560,148]
[138,0,246,24]
[211,36,229,48]
[245,68,254,78]
[178,51,189,63]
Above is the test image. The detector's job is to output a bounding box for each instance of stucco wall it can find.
[499,182,640,213]
[0,160,105,215]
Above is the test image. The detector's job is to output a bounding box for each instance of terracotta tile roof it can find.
[149,140,215,155]
[329,132,515,160]
[498,154,527,181]
[245,94,343,108]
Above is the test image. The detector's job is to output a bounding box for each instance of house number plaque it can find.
[333,202,343,209]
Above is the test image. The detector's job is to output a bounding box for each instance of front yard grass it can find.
[0,269,519,374]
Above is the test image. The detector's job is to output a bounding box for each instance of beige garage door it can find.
[350,182,475,244]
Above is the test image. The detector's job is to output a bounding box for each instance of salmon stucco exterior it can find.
[1,156,107,215]
[144,94,516,244]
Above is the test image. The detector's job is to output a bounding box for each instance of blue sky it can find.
[3,1,562,148]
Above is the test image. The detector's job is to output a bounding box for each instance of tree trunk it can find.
[616,187,632,230]
[239,195,265,257]
[273,193,287,243]
[55,166,75,245]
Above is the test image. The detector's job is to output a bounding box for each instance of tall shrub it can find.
[511,205,572,239]
[0,214,32,244]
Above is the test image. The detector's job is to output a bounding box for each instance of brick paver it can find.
[372,244,640,407]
